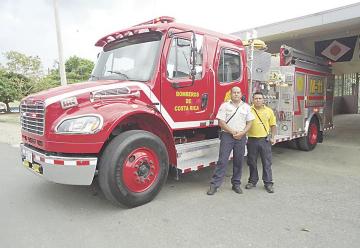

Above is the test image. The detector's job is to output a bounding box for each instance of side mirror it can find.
[190,33,197,81]
[190,33,203,55]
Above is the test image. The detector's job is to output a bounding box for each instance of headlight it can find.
[55,115,103,134]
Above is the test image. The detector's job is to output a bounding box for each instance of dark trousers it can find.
[211,132,246,187]
[246,137,273,186]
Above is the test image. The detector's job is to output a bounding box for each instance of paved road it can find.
[1,115,359,248]
[0,122,21,146]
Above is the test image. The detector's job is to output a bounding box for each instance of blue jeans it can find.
[210,132,246,187]
[246,137,273,186]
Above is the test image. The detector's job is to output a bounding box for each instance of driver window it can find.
[167,38,203,80]
[218,49,242,83]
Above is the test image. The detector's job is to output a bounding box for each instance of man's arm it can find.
[270,125,277,145]
[233,120,252,140]
[268,108,277,145]
[244,120,253,133]
[219,119,237,135]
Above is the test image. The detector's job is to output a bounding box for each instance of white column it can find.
[53,0,67,86]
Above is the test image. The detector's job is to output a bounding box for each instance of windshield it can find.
[91,32,163,82]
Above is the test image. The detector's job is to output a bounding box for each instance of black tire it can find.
[98,130,169,207]
[296,118,319,151]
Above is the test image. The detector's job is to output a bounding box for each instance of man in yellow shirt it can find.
[246,91,277,193]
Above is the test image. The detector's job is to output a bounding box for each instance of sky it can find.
[0,0,359,72]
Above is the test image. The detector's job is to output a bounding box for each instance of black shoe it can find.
[207,185,218,195]
[245,183,256,189]
[232,185,243,194]
[264,184,274,193]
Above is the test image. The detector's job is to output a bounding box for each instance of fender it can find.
[304,112,323,133]
[101,103,177,166]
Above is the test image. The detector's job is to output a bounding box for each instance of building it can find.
[232,3,360,114]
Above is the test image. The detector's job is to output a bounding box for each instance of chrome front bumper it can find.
[20,144,97,185]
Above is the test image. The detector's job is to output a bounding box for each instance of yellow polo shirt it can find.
[248,105,276,138]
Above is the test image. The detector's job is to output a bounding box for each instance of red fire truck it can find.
[20,17,334,207]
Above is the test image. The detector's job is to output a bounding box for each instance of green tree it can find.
[65,56,94,83]
[4,51,42,79]
[1,51,43,101]
[42,56,94,85]
[0,69,30,112]
[33,74,60,93]
[0,52,95,108]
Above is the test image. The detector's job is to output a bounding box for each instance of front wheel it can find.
[98,130,169,207]
[296,118,319,151]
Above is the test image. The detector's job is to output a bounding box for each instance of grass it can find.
[0,101,20,124]
[0,113,20,124]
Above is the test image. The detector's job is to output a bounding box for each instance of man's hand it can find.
[227,128,237,136]
[233,131,245,140]
[270,137,276,145]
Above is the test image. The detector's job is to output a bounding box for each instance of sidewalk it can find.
[0,114,21,146]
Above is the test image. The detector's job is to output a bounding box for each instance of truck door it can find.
[160,32,214,129]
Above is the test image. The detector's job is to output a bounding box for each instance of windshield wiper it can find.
[107,70,129,80]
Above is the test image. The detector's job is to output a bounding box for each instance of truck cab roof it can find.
[95,16,244,48]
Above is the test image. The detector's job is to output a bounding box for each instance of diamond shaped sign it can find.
[321,40,351,61]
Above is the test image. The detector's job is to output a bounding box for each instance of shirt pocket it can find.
[225,106,236,117]
[238,109,248,120]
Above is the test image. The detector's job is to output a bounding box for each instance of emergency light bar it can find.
[95,16,175,47]
[134,16,175,26]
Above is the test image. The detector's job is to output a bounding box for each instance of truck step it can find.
[175,138,221,173]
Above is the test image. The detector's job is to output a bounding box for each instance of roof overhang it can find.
[232,3,360,74]
[232,3,360,42]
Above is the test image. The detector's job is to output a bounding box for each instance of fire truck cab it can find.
[20,17,333,207]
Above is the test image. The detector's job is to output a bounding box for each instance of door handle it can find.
[201,93,208,110]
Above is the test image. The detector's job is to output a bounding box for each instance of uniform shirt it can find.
[216,100,254,132]
[247,105,276,138]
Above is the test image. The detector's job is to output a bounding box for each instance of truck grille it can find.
[20,100,45,135]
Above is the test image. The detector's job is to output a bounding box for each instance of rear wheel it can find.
[99,130,169,207]
[296,118,319,151]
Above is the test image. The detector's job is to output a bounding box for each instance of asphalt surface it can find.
[0,114,359,248]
